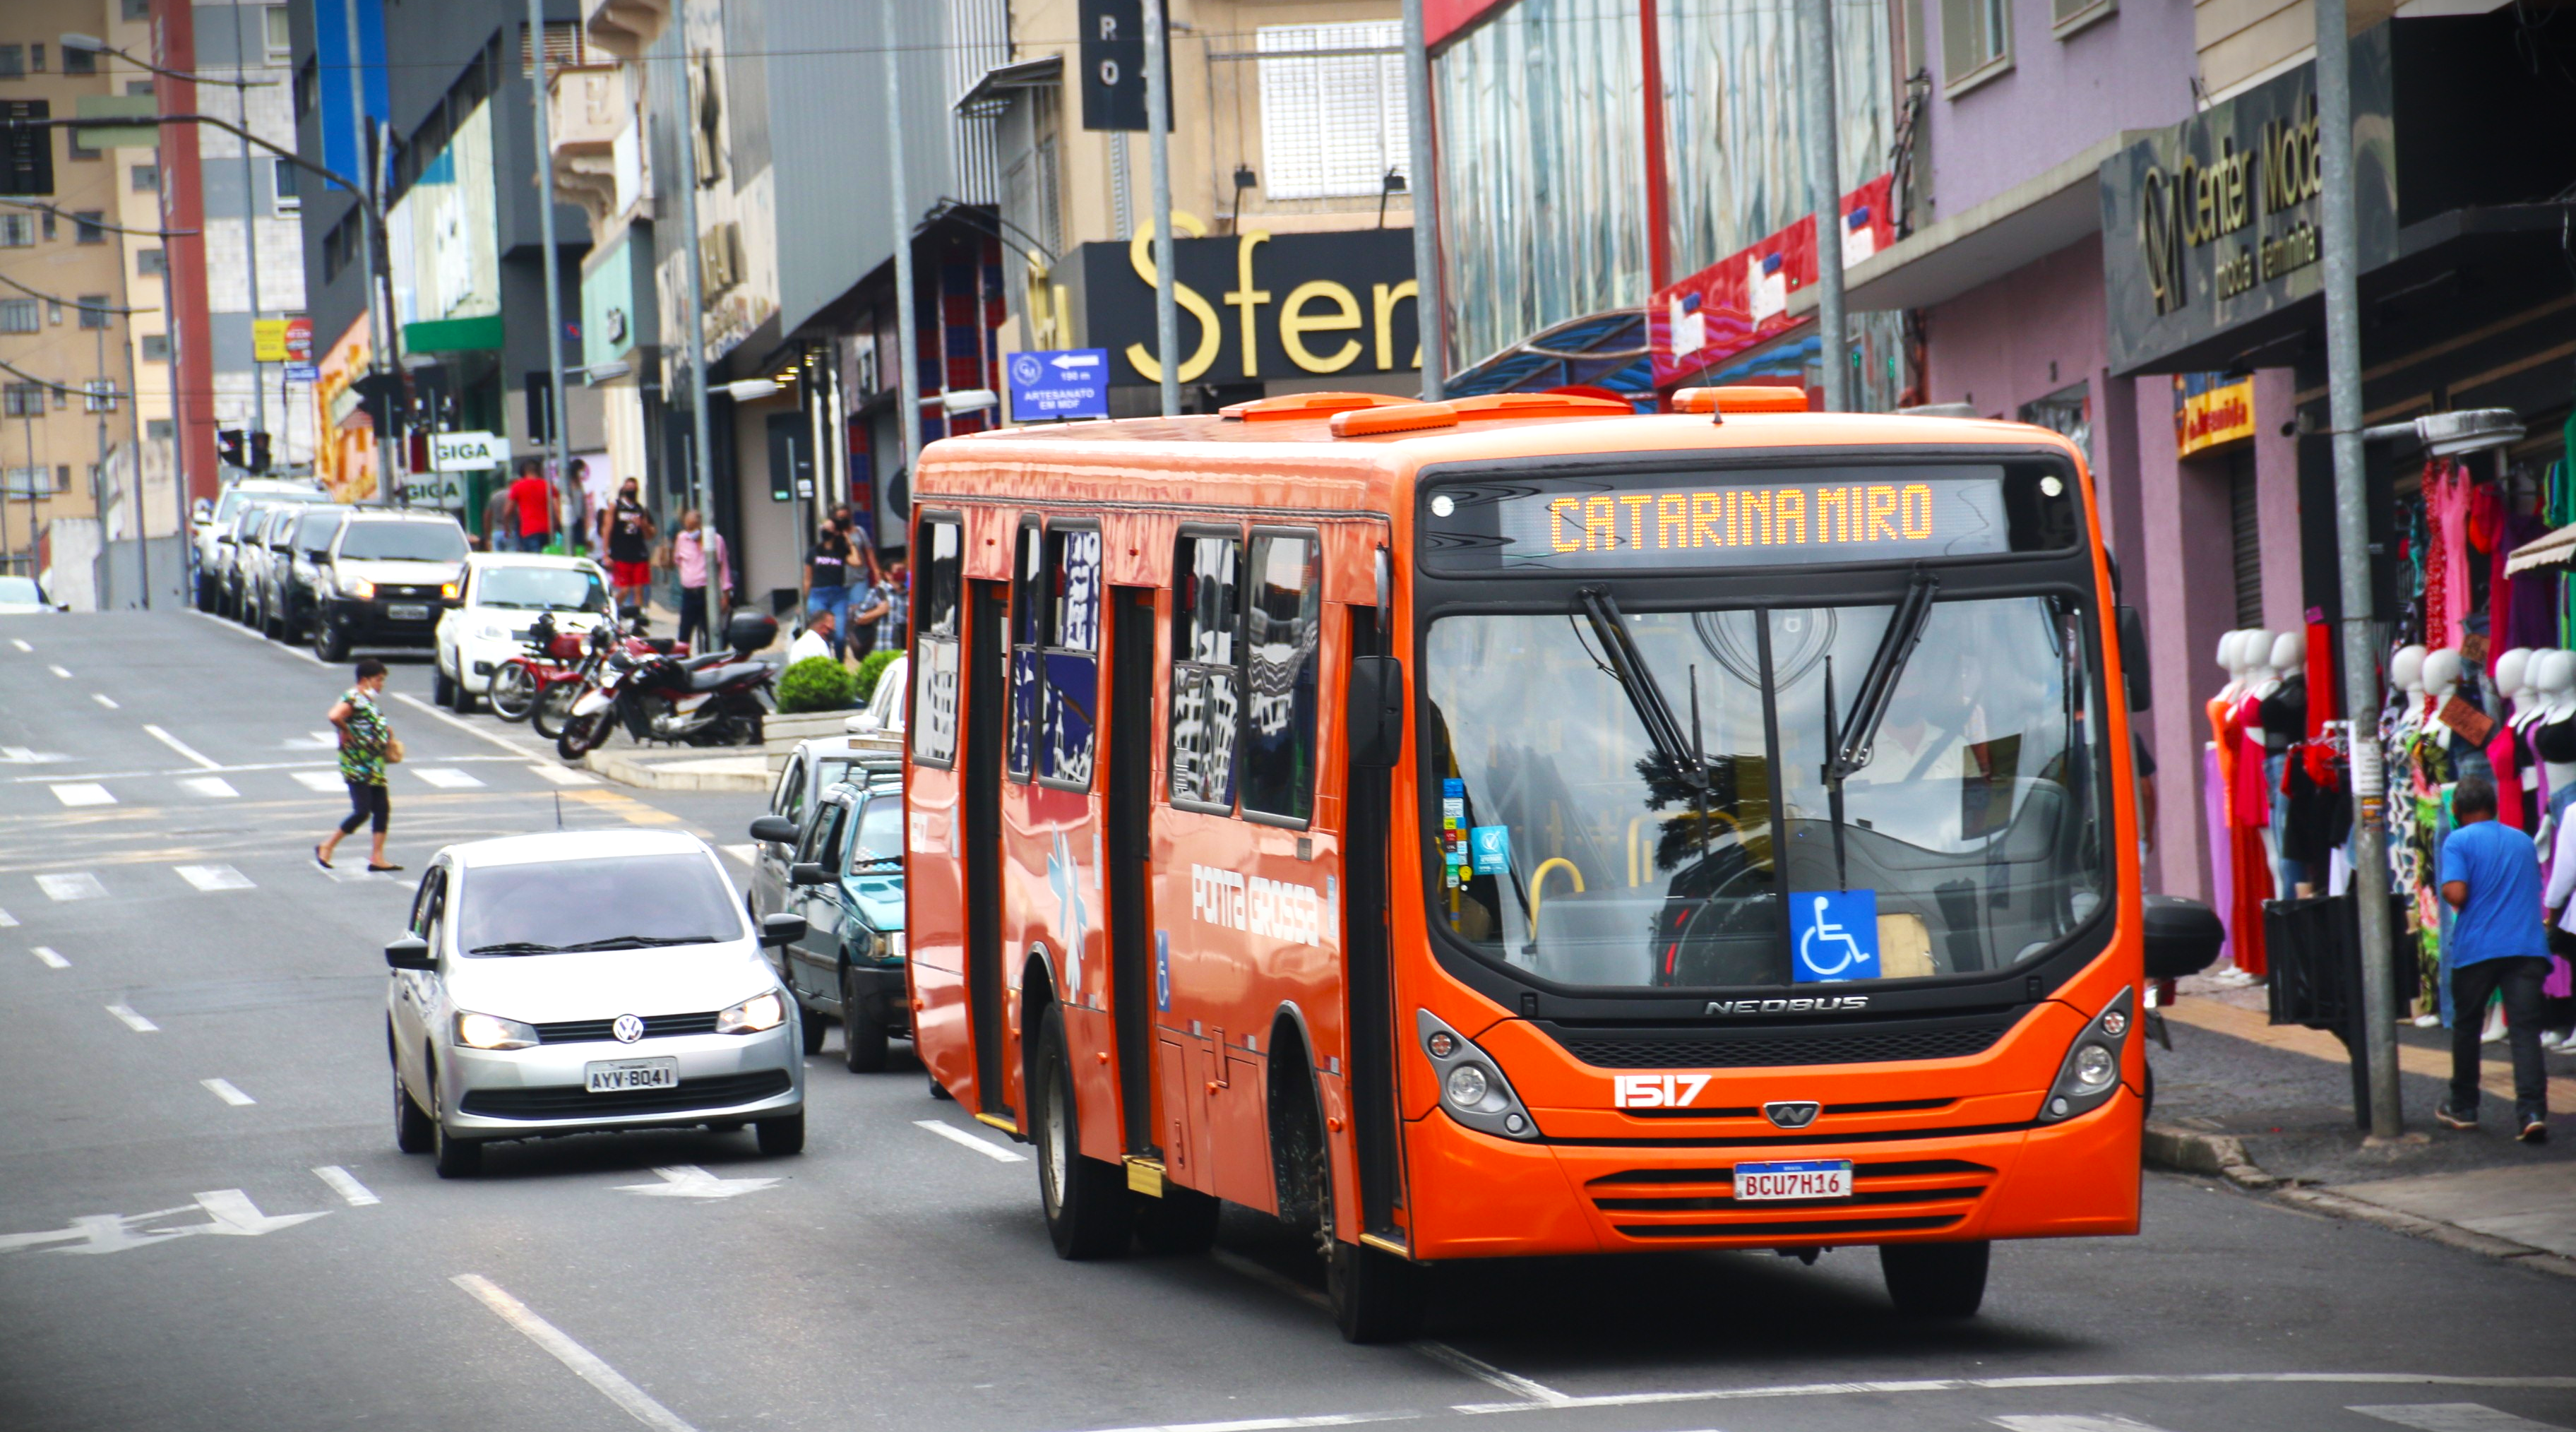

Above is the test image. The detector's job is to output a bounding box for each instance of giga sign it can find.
[1067,217,1419,386]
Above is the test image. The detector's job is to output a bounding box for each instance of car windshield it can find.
[847,797,902,870]
[1421,595,2105,991]
[458,852,745,955]
[297,512,345,550]
[477,566,607,611]
[340,521,467,562]
[217,489,321,525]
[0,575,42,604]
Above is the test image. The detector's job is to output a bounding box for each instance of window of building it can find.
[83,379,117,414]
[1169,530,1243,811]
[147,417,173,440]
[294,57,318,121]
[0,213,31,246]
[1237,532,1321,824]
[131,164,159,193]
[2,465,51,496]
[0,100,49,197]
[266,6,294,62]
[270,157,299,211]
[0,299,37,333]
[141,333,169,362]
[29,44,42,73]
[44,300,59,324]
[64,45,97,77]
[0,47,25,79]
[73,211,105,244]
[38,210,53,239]
[2,383,42,418]
[1941,0,2015,93]
[76,295,109,329]
[124,80,154,98]
[66,127,99,160]
[136,247,165,277]
[124,0,152,18]
[1256,23,1408,201]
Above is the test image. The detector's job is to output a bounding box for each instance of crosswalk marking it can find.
[144,724,223,770]
[179,776,240,799]
[0,907,16,926]
[292,770,344,792]
[412,767,485,789]
[526,763,598,785]
[49,783,114,807]
[37,873,107,901]
[314,1166,380,1206]
[2351,1405,2573,1431]
[285,731,336,750]
[200,1078,256,1106]
[31,946,68,969]
[105,1003,158,1032]
[176,865,255,893]
[317,864,385,884]
[1993,1419,2176,1432]
[91,693,119,710]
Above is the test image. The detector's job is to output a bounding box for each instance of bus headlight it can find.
[1416,1009,1539,1140]
[2039,986,2135,1123]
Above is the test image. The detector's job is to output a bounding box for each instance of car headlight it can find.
[885,931,905,962]
[455,1010,539,1050]
[441,582,460,599]
[717,990,787,1034]
[2040,986,2135,1123]
[1416,1009,1539,1140]
[342,578,374,600]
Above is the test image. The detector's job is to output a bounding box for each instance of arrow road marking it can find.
[31,945,67,968]
[47,1208,208,1255]
[614,1164,782,1200]
[144,724,222,770]
[914,1118,1026,1162]
[38,872,107,900]
[0,1193,327,1258]
[189,1188,327,1236]
[106,1003,158,1032]
[177,864,256,892]
[452,1274,702,1432]
[201,1078,256,1106]
[313,1166,379,1206]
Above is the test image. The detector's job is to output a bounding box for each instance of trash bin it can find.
[2262,892,2416,1128]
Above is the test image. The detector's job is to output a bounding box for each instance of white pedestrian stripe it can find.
[614,1164,782,1200]
[317,864,383,884]
[176,864,255,893]
[1,746,66,763]
[1993,1419,2177,1432]
[37,872,107,900]
[451,1274,703,1432]
[914,1118,1027,1162]
[201,1078,256,1106]
[90,693,119,710]
[31,946,68,969]
[0,907,17,926]
[285,730,337,750]
[105,1003,159,1032]
[412,767,485,789]
[47,664,68,678]
[2351,1406,2575,1431]
[144,724,222,770]
[179,776,239,799]
[292,770,344,792]
[49,783,115,808]
[526,762,598,785]
[313,1166,381,1206]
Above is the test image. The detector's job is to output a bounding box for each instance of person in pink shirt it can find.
[672,510,731,653]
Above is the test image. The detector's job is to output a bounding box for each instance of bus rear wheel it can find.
[1033,1003,1130,1260]
[1878,1240,1989,1318]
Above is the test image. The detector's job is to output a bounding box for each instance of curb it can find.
[2144,1121,2576,1279]
[578,747,771,792]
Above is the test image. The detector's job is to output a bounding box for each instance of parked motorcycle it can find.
[555,609,780,760]
[487,611,587,723]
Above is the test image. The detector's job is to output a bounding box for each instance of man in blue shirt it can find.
[2436,775,2551,1142]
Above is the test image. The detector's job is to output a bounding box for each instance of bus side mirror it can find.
[2142,895,2224,980]
[1349,656,1404,769]
[2116,606,2151,712]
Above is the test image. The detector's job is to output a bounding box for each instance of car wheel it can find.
[394,1066,434,1154]
[195,574,215,612]
[927,1073,954,1100]
[433,669,457,708]
[429,1066,482,1178]
[1034,1003,1131,1260]
[314,619,349,664]
[841,965,890,1073]
[1879,1241,1990,1318]
[755,1111,806,1157]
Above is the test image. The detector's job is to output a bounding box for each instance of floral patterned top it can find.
[337,688,389,786]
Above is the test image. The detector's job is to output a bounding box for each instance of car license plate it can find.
[386,602,429,621]
[1733,1159,1854,1201]
[585,1057,678,1093]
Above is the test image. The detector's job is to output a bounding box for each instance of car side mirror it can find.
[384,934,435,971]
[2116,606,2152,712]
[2141,894,2224,981]
[761,912,808,946]
[749,814,798,845]
[191,499,213,524]
[789,861,829,887]
[1347,655,1405,769]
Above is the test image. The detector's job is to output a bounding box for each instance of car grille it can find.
[534,1011,724,1044]
[458,1070,792,1120]
[1587,1158,1996,1241]
[376,583,443,600]
[1537,1010,2017,1068]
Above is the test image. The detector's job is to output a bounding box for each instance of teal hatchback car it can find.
[763,770,908,1070]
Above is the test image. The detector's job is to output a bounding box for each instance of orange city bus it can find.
[902,386,2205,1342]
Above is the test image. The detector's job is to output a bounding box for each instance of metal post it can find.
[1143,0,1179,417]
[91,326,112,608]
[229,0,265,444]
[1401,0,1443,400]
[2315,0,2400,1138]
[157,245,184,601]
[671,39,717,628]
[1797,0,1847,412]
[883,4,922,472]
[527,0,571,551]
[341,0,393,506]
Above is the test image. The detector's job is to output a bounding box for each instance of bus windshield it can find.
[1422,594,2106,991]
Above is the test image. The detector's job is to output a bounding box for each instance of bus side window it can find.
[1240,531,1320,825]
[1041,524,1103,787]
[1169,531,1242,811]
[1008,521,1042,782]
[911,516,963,765]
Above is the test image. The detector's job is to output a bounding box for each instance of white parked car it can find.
[432,552,612,712]
[385,829,811,1178]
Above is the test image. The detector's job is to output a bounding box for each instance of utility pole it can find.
[2315,0,2399,1138]
[1796,0,1847,412]
[671,37,717,627]
[229,0,264,444]
[1401,0,1443,400]
[883,4,922,472]
[527,0,571,550]
[1144,0,1179,417]
[340,0,393,506]
[91,325,113,608]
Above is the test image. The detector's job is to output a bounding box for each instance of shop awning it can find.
[2507,523,2576,575]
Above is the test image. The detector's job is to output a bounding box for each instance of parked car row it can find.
[191,480,477,662]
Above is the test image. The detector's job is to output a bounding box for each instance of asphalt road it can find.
[3,611,2573,1432]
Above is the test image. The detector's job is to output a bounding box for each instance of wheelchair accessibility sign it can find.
[1790,890,1879,983]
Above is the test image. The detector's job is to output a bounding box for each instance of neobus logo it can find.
[1191,864,1325,945]
[1704,996,1871,1015]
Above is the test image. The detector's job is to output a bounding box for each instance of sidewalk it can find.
[2146,973,2576,1272]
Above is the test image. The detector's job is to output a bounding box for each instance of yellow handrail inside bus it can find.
[1530,857,1585,926]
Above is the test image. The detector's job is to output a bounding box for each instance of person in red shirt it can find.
[506,458,553,553]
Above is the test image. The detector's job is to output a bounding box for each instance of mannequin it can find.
[2390,645,2430,741]
[2536,650,2576,799]
[2260,631,2310,895]
[2215,631,2278,981]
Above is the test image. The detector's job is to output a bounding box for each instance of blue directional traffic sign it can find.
[1006,348,1111,420]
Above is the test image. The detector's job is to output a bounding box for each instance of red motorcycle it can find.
[486,611,590,726]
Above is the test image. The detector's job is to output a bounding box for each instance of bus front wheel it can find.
[1878,1240,1989,1318]
[1034,1003,1131,1260]
[1307,1124,1421,1342]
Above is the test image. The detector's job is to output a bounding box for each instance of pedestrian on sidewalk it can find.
[480,482,515,552]
[787,609,837,668]
[2435,774,2549,1142]
[804,511,854,655]
[507,458,554,554]
[672,509,729,655]
[596,477,658,614]
[314,658,402,874]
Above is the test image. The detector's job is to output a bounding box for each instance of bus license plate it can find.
[1733,1159,1853,1201]
[585,1057,677,1093]
[386,602,429,621]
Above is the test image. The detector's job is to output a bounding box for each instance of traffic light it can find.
[216,428,246,468]
[247,431,271,472]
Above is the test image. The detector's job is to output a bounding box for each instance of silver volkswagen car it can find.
[385,829,810,1177]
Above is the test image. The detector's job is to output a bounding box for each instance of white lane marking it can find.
[1413,1344,1570,1406]
[105,1003,159,1032]
[412,766,485,789]
[313,1166,381,1206]
[527,762,598,785]
[451,1274,701,1432]
[0,745,64,763]
[38,873,107,901]
[1993,1419,2178,1432]
[143,724,223,770]
[1083,1418,1419,1432]
[47,664,68,678]
[292,770,345,792]
[201,1078,256,1106]
[720,843,756,866]
[179,776,240,799]
[914,1118,1027,1162]
[614,1165,782,1200]
[31,945,68,969]
[176,864,256,892]
[91,693,119,710]
[0,906,18,925]
[8,638,28,651]
[2351,1407,2575,1432]
[1448,1374,2576,1416]
[391,692,546,758]
[49,783,115,807]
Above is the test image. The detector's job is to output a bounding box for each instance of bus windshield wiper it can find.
[1577,587,1708,793]
[1825,568,1940,784]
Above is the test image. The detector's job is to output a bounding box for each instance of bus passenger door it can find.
[1105,585,1159,1156]
[1344,607,1406,1242]
[965,578,1011,1118]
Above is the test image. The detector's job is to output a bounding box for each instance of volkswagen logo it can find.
[611,1014,645,1044]
[1763,1100,1822,1129]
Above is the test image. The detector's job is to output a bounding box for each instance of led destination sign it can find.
[1421,466,2020,573]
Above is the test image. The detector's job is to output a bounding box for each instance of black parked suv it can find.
[271,505,354,643]
[310,511,470,661]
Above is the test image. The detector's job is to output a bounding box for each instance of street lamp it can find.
[2362,408,2524,458]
